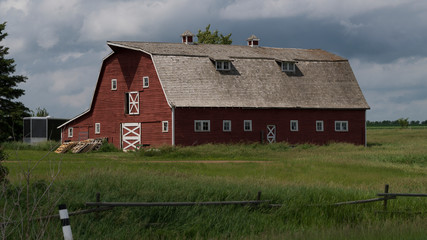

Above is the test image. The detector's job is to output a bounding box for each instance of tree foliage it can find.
[197,24,232,45]
[0,22,30,142]
[397,118,409,128]
[366,118,427,127]
[32,107,49,117]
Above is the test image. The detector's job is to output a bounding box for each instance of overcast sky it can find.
[2,0,427,121]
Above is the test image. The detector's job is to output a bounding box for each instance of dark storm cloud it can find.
[1,0,427,121]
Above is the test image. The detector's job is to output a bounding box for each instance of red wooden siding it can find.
[174,108,366,146]
[61,48,172,148]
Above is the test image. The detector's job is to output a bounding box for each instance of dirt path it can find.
[143,160,273,163]
[4,160,273,164]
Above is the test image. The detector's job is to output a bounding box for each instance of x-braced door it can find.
[128,92,139,115]
[121,123,141,151]
[267,125,276,143]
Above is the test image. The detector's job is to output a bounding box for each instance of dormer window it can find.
[181,30,195,45]
[282,62,296,72]
[216,61,231,71]
[247,34,260,47]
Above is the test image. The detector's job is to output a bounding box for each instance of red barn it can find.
[58,33,370,150]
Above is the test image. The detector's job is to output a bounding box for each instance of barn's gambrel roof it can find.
[108,41,370,110]
[59,41,370,129]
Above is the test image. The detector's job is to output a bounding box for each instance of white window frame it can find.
[215,61,231,71]
[335,121,349,132]
[244,120,252,132]
[282,62,296,72]
[162,121,168,133]
[95,123,101,134]
[316,121,324,132]
[223,120,231,132]
[290,120,299,132]
[194,120,210,132]
[143,76,149,88]
[68,127,73,137]
[111,79,117,90]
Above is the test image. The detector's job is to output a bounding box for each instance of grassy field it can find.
[1,128,427,239]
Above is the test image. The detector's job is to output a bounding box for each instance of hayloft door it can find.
[128,92,139,115]
[121,123,141,151]
[266,125,276,143]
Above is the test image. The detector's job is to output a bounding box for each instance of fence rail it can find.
[86,200,269,207]
[1,185,426,227]
[377,193,427,197]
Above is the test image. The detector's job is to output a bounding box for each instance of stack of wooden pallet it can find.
[54,142,78,153]
[55,138,105,154]
[71,140,91,153]
[84,138,104,152]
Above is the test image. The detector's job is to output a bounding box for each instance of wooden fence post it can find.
[383,184,389,211]
[96,193,100,218]
[257,191,262,201]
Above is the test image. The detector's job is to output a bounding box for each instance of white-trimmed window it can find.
[195,120,210,132]
[223,120,231,132]
[68,127,73,137]
[316,121,324,132]
[143,76,149,88]
[335,121,349,132]
[282,62,295,72]
[244,120,252,132]
[162,121,168,133]
[290,120,299,131]
[215,61,231,71]
[111,79,117,90]
[95,123,101,134]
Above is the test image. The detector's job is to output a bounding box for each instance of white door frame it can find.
[267,125,276,143]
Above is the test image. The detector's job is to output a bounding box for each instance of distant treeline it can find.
[367,119,427,127]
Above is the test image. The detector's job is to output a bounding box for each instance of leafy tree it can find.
[32,107,49,117]
[397,118,409,128]
[0,22,30,142]
[197,24,232,45]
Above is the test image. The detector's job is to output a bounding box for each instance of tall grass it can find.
[1,141,60,151]
[5,168,425,239]
[136,142,294,160]
[2,129,427,239]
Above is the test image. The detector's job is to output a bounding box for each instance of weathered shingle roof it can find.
[108,41,370,109]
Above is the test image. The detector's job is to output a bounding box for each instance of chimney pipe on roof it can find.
[181,30,195,44]
[247,34,259,47]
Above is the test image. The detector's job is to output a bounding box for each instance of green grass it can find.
[1,128,427,239]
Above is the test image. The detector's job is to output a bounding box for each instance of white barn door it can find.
[121,123,141,151]
[267,125,276,143]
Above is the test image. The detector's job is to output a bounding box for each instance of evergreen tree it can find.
[197,24,232,45]
[0,22,30,142]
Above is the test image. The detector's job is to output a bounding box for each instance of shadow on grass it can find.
[367,142,382,147]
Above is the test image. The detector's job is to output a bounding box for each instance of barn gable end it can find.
[59,47,172,148]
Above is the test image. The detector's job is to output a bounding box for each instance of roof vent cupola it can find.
[181,30,195,45]
[247,34,260,47]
